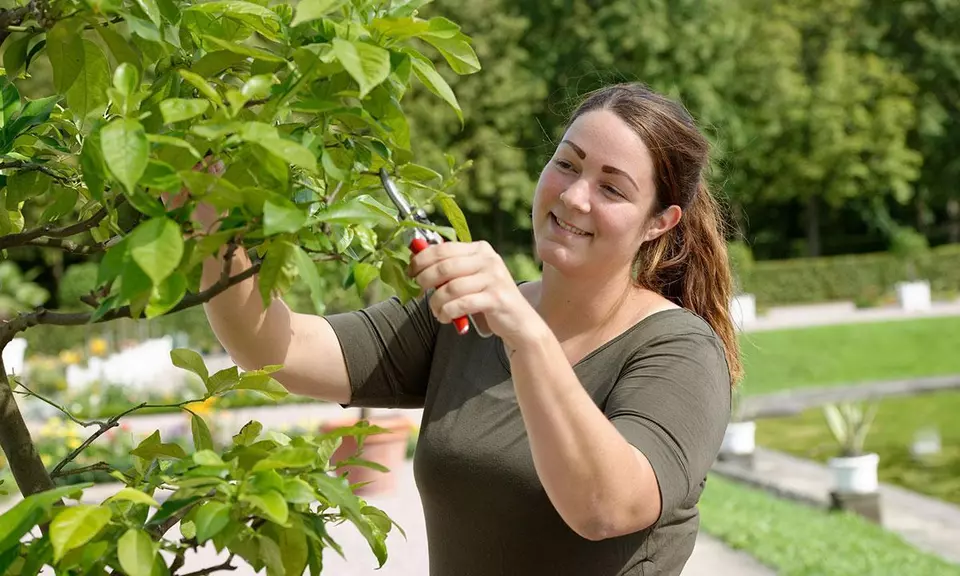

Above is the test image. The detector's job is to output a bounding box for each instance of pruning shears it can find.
[379,168,489,338]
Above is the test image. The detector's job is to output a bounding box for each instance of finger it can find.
[408,241,488,277]
[427,274,489,318]
[414,253,486,290]
[436,291,495,325]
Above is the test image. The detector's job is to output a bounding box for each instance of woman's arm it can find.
[507,326,663,540]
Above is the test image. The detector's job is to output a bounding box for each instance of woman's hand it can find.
[407,241,545,348]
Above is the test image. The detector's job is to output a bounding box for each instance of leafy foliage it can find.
[0,0,478,572]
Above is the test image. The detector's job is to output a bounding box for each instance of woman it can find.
[198,82,740,576]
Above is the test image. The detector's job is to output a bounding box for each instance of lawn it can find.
[755,389,960,505]
[699,474,960,576]
[738,316,960,395]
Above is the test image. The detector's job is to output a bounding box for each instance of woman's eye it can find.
[602,185,624,198]
[554,159,574,171]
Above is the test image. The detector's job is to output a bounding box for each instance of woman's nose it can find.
[560,179,591,213]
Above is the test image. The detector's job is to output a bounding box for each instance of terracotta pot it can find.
[319,415,412,496]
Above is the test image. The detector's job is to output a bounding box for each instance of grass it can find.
[756,389,960,505]
[738,316,960,395]
[699,474,960,576]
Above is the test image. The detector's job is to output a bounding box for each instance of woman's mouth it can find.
[550,212,592,237]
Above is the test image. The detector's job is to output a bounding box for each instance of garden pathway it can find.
[712,447,960,565]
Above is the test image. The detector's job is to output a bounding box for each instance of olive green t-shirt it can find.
[325,292,731,576]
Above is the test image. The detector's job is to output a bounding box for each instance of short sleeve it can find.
[324,294,440,409]
[604,329,731,519]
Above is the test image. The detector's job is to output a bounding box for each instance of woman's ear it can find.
[643,205,683,243]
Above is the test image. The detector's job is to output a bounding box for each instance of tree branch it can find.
[50,398,202,477]
[0,1,38,46]
[50,461,116,479]
[0,196,124,250]
[1,261,261,341]
[178,555,236,576]
[22,236,113,255]
[12,379,105,428]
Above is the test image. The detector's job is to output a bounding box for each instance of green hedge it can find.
[742,244,960,307]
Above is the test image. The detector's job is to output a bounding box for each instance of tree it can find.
[0,0,478,572]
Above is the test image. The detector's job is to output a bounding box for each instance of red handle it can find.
[409,236,470,335]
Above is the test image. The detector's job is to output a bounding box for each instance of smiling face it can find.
[532,108,681,280]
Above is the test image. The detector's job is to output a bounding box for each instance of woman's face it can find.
[532,109,677,280]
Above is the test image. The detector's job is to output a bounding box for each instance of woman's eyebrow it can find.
[561,140,639,192]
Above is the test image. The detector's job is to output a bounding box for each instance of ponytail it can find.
[633,181,743,386]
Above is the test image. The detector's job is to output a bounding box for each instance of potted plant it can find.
[822,401,882,522]
[890,226,932,311]
[719,386,755,468]
[727,240,757,328]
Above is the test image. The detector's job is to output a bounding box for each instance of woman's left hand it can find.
[407,241,542,347]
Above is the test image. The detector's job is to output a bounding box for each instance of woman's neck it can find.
[533,265,640,342]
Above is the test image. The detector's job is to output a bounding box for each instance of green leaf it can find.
[130,430,188,462]
[235,371,289,401]
[399,162,443,183]
[50,505,112,562]
[118,529,156,576]
[233,421,262,446]
[3,33,30,78]
[145,271,186,317]
[0,484,89,554]
[171,348,209,383]
[252,446,317,472]
[293,246,324,314]
[135,0,162,26]
[436,194,471,242]
[193,450,225,467]
[96,26,141,70]
[141,160,182,192]
[192,50,247,78]
[282,478,318,504]
[208,365,240,395]
[105,488,161,508]
[409,55,462,124]
[193,501,231,543]
[127,217,184,285]
[420,18,480,75]
[185,0,281,40]
[332,38,391,98]
[352,262,379,296]
[6,171,51,207]
[263,520,309,576]
[258,239,298,307]
[47,20,84,92]
[65,41,111,124]
[202,35,285,63]
[80,129,106,202]
[160,98,209,123]
[101,118,148,193]
[38,185,77,223]
[291,0,344,26]
[191,412,214,451]
[263,197,308,235]
[178,69,223,106]
[240,491,289,525]
[0,76,20,128]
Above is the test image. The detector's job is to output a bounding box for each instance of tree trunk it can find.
[0,355,56,498]
[806,195,821,257]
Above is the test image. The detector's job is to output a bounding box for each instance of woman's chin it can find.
[536,244,584,274]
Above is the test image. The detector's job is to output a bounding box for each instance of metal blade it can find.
[379,168,414,220]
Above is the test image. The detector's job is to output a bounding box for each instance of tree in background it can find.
[0,0,478,573]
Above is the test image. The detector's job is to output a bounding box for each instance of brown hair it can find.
[568,83,743,386]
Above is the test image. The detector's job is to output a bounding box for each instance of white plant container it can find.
[2,338,28,376]
[896,280,931,312]
[721,420,756,455]
[731,294,757,329]
[828,452,879,494]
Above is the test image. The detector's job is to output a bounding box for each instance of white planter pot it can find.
[896,280,931,312]
[721,421,756,455]
[2,338,28,376]
[828,453,879,494]
[731,294,757,329]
